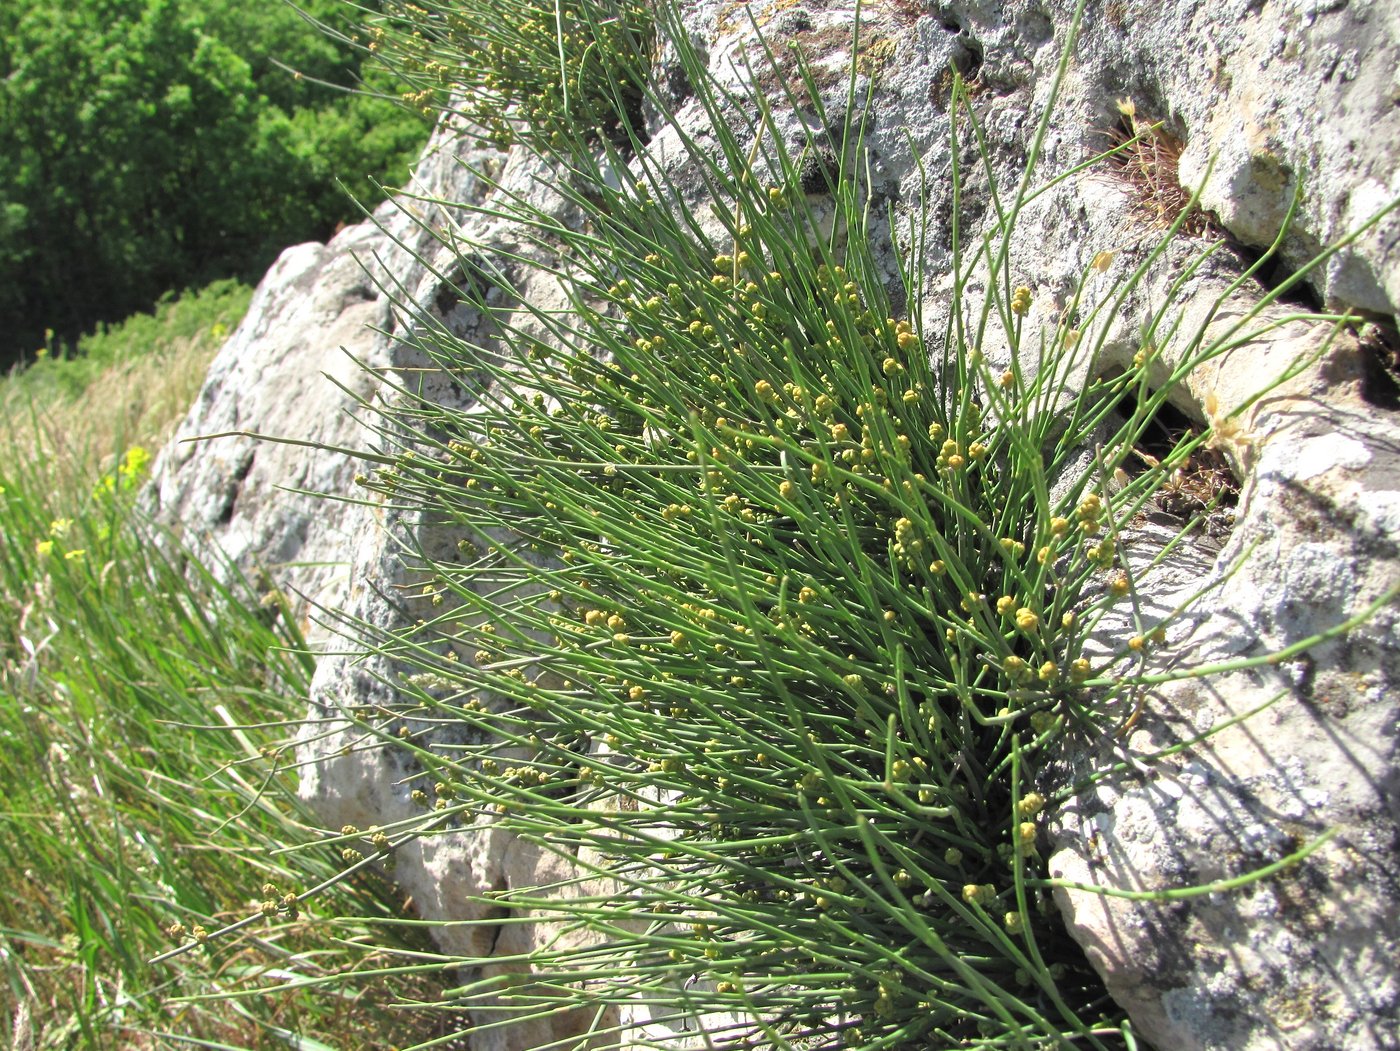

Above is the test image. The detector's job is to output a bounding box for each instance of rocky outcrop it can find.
[1041,246,1400,1050]
[152,1,1399,1049]
[148,125,499,631]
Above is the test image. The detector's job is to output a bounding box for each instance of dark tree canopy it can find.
[0,0,428,367]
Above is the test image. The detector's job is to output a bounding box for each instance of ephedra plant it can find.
[234,0,1398,1047]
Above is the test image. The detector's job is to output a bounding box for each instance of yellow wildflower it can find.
[119,446,151,480]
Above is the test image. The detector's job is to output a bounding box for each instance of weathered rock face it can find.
[151,1,1399,1049]
[147,126,499,628]
[1041,256,1400,1050]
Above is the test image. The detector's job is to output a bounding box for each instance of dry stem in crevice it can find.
[1107,98,1210,236]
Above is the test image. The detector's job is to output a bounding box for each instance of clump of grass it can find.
[365,0,653,150]
[0,279,252,484]
[269,2,1393,1049]
[0,443,474,1047]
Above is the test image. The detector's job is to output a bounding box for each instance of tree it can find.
[0,0,427,368]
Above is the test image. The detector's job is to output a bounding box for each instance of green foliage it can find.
[5,278,252,405]
[0,0,429,368]
[0,437,454,1047]
[0,242,436,1048]
[367,0,652,150]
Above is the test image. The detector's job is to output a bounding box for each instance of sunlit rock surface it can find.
[152,2,1399,1048]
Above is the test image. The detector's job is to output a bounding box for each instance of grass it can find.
[0,280,252,485]
[1106,98,1208,236]
[290,0,1399,1048]
[0,282,464,1047]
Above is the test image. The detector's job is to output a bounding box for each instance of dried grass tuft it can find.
[1109,97,1210,235]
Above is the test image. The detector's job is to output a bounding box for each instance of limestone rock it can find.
[150,1,1400,1048]
[147,125,497,629]
[1042,263,1400,1051]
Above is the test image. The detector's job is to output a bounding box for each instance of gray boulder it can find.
[150,1,1399,1048]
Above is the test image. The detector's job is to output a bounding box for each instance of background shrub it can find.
[0,0,429,369]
